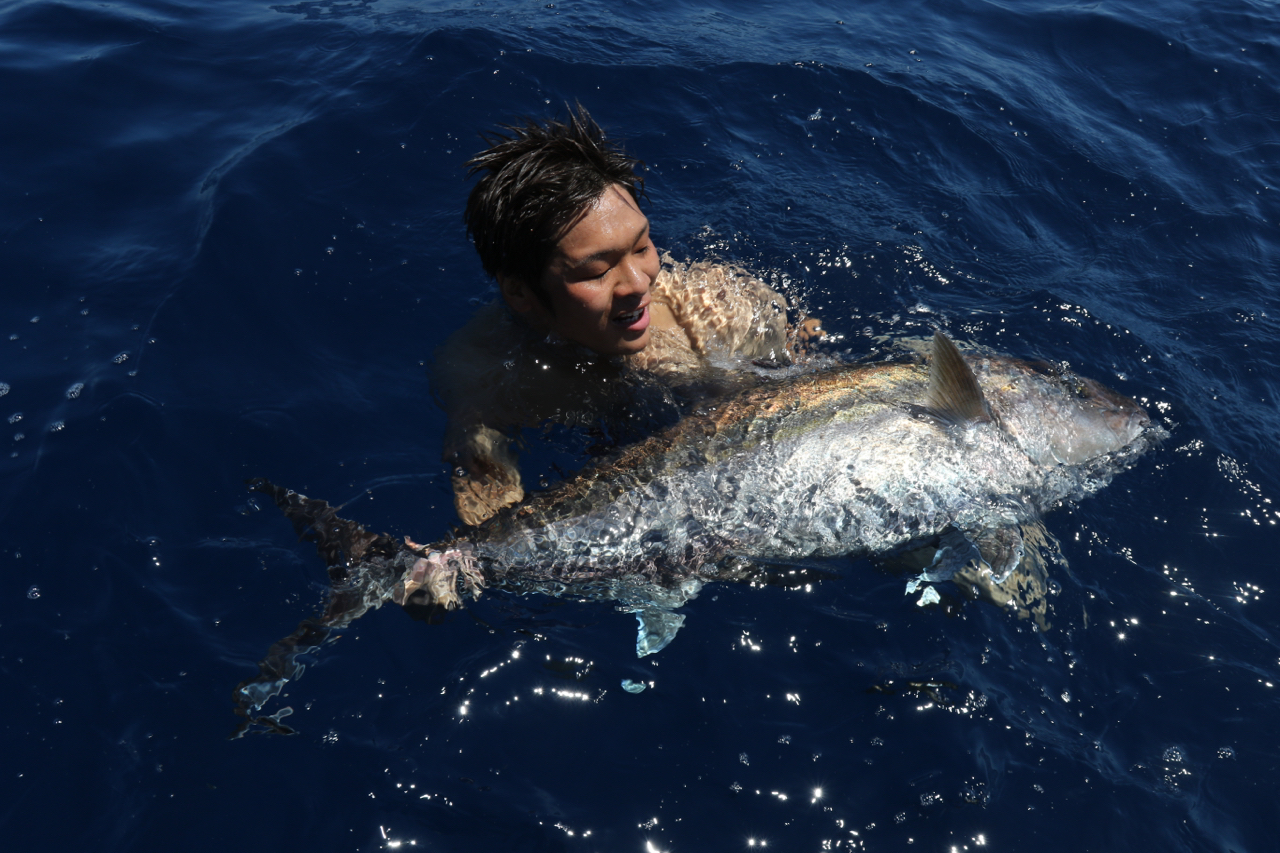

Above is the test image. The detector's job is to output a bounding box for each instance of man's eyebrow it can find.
[566,221,650,268]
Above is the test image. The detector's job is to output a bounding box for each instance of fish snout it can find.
[1076,377,1150,440]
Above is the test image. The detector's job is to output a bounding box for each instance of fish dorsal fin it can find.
[924,330,991,426]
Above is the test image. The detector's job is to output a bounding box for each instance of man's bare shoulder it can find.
[434,301,518,388]
[654,253,790,361]
[438,301,513,357]
[658,253,784,297]
[435,300,628,433]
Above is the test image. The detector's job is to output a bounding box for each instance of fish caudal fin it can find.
[246,478,401,582]
[232,480,415,737]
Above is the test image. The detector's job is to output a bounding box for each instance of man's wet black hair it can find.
[464,103,645,305]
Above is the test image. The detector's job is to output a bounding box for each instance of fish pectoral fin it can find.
[900,526,1026,599]
[902,528,979,598]
[925,528,982,581]
[917,330,992,427]
[972,525,1026,584]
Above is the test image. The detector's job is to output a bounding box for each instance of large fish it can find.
[233,332,1161,734]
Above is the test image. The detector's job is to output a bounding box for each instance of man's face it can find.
[512,184,660,356]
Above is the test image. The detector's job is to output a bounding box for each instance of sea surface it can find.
[3,0,1279,850]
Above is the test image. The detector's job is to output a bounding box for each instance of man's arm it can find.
[434,304,527,527]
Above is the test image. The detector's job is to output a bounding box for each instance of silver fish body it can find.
[234,333,1161,732]
[463,333,1159,592]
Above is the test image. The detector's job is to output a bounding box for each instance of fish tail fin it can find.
[246,478,401,584]
[230,616,332,737]
[231,480,412,737]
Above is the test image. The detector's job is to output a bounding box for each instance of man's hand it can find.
[789,315,826,358]
[796,316,825,342]
[452,452,524,527]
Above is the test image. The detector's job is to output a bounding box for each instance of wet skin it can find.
[500,184,665,356]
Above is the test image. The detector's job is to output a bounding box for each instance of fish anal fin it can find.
[634,607,687,657]
[920,330,992,427]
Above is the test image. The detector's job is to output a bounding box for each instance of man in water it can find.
[436,105,817,526]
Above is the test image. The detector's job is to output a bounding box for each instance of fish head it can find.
[989,364,1153,467]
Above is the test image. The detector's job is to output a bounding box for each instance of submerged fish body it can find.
[234,333,1161,734]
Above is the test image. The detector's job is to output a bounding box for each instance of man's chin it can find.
[610,328,651,356]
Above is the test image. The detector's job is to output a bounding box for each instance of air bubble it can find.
[27,585,40,600]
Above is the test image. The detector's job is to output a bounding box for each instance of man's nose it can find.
[615,255,651,295]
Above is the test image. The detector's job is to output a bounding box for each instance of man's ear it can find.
[498,274,537,314]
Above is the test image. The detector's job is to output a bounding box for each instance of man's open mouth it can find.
[613,306,646,324]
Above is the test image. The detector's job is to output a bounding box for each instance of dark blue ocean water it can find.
[3,0,1279,850]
